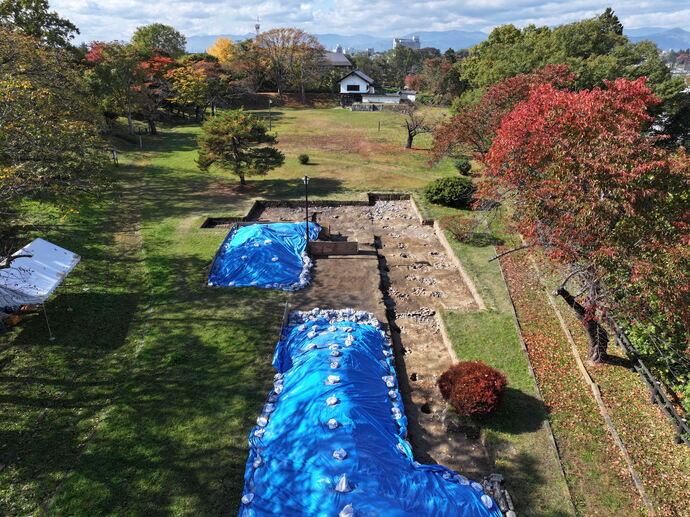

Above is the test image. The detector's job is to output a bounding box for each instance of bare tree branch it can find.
[488,243,533,262]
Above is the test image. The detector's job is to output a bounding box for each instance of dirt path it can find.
[255,199,492,479]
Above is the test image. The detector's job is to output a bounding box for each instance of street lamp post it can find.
[303,175,310,245]
[268,98,273,131]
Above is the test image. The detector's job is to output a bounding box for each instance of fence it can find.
[608,318,690,446]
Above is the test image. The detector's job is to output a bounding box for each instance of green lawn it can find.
[1,108,569,515]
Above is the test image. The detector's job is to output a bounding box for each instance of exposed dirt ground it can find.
[255,200,491,479]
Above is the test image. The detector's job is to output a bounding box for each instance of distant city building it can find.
[393,36,420,50]
[365,48,375,56]
[345,47,357,55]
[333,44,344,53]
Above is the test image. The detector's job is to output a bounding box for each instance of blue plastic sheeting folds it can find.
[208,222,321,290]
[239,308,503,517]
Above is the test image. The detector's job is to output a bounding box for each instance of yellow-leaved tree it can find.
[207,37,235,63]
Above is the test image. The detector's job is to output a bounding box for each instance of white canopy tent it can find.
[0,238,80,338]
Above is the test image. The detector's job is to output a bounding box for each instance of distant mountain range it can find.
[186,30,488,53]
[186,27,690,54]
[625,28,690,50]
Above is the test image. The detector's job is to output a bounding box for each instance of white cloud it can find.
[50,0,690,43]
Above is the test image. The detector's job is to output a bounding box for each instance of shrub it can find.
[454,156,472,176]
[423,176,475,208]
[437,361,506,417]
[439,214,505,246]
[439,214,472,241]
[298,153,310,165]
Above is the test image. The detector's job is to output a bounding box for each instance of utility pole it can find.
[268,98,273,131]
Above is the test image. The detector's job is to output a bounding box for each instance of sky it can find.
[52,0,690,43]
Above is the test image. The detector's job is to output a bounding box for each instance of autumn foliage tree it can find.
[207,37,235,63]
[86,41,148,134]
[432,64,576,160]
[483,77,690,363]
[166,65,208,120]
[254,28,324,98]
[1,28,107,259]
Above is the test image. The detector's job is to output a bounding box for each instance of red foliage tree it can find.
[432,64,576,161]
[484,77,690,362]
[438,362,507,417]
[136,55,178,134]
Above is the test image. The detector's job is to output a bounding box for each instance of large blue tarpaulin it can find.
[208,222,321,290]
[239,309,503,517]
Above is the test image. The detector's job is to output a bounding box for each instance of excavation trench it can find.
[253,199,491,478]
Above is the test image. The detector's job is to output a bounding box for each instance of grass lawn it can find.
[1,107,567,515]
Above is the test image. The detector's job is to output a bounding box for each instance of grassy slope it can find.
[421,203,575,517]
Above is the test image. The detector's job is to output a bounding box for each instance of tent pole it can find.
[43,303,55,341]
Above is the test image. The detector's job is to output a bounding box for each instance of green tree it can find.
[197,110,284,185]
[0,0,78,49]
[131,23,186,58]
[0,28,107,255]
[386,46,422,87]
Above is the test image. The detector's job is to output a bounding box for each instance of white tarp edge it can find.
[0,238,80,306]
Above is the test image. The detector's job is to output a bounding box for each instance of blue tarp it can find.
[239,309,503,517]
[208,222,321,290]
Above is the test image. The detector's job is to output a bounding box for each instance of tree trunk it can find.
[555,287,609,363]
[148,119,157,135]
[239,174,246,186]
[405,133,413,149]
[126,96,134,134]
[126,112,134,134]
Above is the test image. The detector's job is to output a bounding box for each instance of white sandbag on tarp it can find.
[0,238,80,306]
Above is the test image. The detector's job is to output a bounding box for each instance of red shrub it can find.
[437,361,506,417]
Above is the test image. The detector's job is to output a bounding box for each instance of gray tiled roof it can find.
[338,69,375,85]
[323,51,353,67]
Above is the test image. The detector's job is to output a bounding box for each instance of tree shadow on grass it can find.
[126,161,346,227]
[480,387,548,436]
[478,389,575,517]
[247,176,345,200]
[0,291,143,515]
[249,110,287,124]
[463,232,505,247]
[45,257,286,516]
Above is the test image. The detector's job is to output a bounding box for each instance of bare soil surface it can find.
[255,200,492,479]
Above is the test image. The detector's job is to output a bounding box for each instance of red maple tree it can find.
[432,64,576,161]
[484,77,690,361]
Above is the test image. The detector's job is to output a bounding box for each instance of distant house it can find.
[338,69,375,106]
[321,51,353,72]
[393,36,421,50]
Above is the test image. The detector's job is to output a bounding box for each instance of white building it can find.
[338,69,375,106]
[393,36,420,50]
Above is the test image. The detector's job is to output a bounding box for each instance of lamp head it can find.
[302,175,310,185]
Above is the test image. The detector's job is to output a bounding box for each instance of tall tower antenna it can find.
[255,17,261,36]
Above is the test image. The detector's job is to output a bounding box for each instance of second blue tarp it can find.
[208,222,321,290]
[238,309,503,517]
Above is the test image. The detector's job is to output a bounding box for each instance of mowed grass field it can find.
[0,107,569,516]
